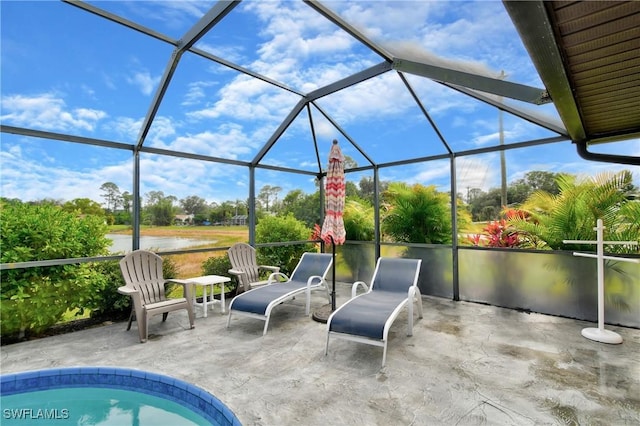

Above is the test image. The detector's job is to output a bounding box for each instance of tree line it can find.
[2,170,636,229]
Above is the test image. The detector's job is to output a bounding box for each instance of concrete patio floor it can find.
[1,283,639,425]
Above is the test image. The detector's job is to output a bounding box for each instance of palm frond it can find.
[507,170,638,251]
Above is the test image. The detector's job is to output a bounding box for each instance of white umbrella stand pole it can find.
[564,219,639,344]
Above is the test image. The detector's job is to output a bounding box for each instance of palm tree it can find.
[381,182,452,244]
[509,170,639,313]
[380,183,453,297]
[510,170,639,253]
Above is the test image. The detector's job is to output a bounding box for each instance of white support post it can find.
[563,219,639,345]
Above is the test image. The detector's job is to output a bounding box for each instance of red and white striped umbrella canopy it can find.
[320,140,346,245]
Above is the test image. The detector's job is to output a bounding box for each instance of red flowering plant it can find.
[467,215,524,248]
[484,219,521,247]
[467,219,521,248]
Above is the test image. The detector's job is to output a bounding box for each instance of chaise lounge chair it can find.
[227,242,280,295]
[118,250,195,343]
[227,252,333,335]
[325,257,423,367]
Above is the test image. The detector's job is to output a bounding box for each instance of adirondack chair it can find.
[227,243,280,295]
[118,250,195,343]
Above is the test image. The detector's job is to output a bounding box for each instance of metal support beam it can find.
[303,0,393,62]
[133,151,141,250]
[254,163,319,177]
[249,166,256,245]
[502,0,586,141]
[1,125,134,151]
[307,104,324,174]
[306,62,392,101]
[177,1,239,52]
[450,156,459,301]
[62,0,175,44]
[136,1,238,151]
[373,167,381,261]
[311,102,376,167]
[444,84,568,137]
[140,146,248,166]
[252,99,308,165]
[135,49,182,151]
[392,57,551,105]
[397,72,453,155]
[191,46,303,96]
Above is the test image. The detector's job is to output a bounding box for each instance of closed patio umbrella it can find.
[320,139,346,312]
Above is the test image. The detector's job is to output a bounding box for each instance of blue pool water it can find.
[0,367,241,426]
[2,388,208,425]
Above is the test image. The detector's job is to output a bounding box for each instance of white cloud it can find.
[80,84,96,98]
[182,81,213,107]
[170,127,251,159]
[242,0,364,89]
[188,76,280,120]
[314,72,414,125]
[124,0,210,32]
[339,1,443,42]
[0,143,131,203]
[413,161,451,184]
[138,155,249,204]
[146,116,178,146]
[0,93,107,132]
[107,116,144,143]
[127,71,160,96]
[196,41,246,64]
[0,135,251,205]
[456,155,499,192]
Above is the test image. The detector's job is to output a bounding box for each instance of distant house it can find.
[230,215,247,226]
[174,214,194,225]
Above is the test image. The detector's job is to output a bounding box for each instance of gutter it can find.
[576,141,639,166]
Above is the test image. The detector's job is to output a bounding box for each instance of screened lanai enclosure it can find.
[1,0,639,338]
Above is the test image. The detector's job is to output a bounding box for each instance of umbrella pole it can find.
[331,235,336,311]
[312,236,337,323]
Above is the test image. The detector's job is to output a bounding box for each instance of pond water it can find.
[107,234,217,253]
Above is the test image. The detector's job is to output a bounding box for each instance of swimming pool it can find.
[0,367,241,425]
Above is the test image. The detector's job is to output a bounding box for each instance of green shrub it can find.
[342,199,375,281]
[86,261,131,320]
[0,200,110,339]
[201,255,235,292]
[202,255,232,276]
[162,255,180,295]
[255,214,315,275]
[381,182,452,244]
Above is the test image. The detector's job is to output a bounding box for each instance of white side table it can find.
[173,275,231,317]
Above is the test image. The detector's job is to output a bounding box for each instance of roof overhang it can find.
[504,0,640,146]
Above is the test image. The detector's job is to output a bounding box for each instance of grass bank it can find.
[109,225,248,277]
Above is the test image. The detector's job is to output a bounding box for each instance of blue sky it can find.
[1,0,638,207]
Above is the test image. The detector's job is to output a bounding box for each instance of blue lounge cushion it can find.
[329,291,407,340]
[229,280,309,315]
